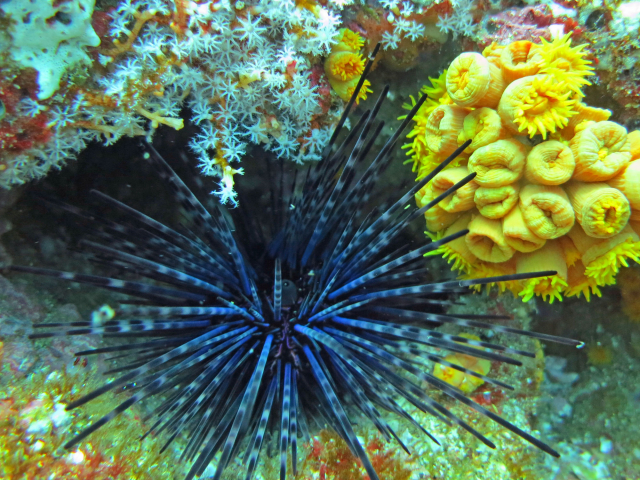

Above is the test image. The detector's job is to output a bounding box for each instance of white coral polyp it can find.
[2,0,101,99]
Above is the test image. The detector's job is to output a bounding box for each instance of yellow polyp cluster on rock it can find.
[325,29,372,104]
[432,333,491,394]
[406,34,640,302]
[401,71,458,178]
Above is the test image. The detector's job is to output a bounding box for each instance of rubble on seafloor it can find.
[0,273,191,480]
[534,278,640,480]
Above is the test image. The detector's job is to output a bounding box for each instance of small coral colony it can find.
[408,35,640,304]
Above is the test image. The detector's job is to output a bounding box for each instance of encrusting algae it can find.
[404,33,640,303]
[0,362,185,480]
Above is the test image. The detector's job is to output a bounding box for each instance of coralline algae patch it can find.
[404,34,640,303]
[0,276,185,480]
[285,429,413,480]
[0,363,186,480]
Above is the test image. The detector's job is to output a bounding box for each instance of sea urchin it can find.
[10,50,582,480]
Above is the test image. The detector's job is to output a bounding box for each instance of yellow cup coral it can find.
[564,101,612,139]
[432,333,492,394]
[446,52,506,108]
[426,213,477,273]
[503,204,547,253]
[425,105,468,157]
[565,181,630,238]
[609,160,640,211]
[333,27,365,52]
[405,35,640,303]
[570,121,631,182]
[431,167,479,213]
[536,33,594,96]
[516,240,568,303]
[499,40,543,83]
[628,131,640,160]
[524,140,575,185]
[498,74,576,139]
[467,138,526,187]
[457,107,506,152]
[466,214,515,263]
[519,184,575,240]
[568,223,640,285]
[324,29,372,103]
[416,181,463,232]
[325,51,365,82]
[475,184,520,219]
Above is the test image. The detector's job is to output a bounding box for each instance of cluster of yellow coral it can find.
[324,29,372,103]
[405,35,640,303]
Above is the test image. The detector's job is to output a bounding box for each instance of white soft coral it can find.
[236,13,268,48]
[437,0,477,38]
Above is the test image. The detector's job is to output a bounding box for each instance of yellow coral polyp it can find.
[416,182,463,232]
[482,42,504,66]
[464,259,519,294]
[422,70,450,105]
[519,184,575,240]
[516,240,568,303]
[457,107,505,152]
[629,130,640,160]
[324,29,371,104]
[405,36,640,302]
[499,40,543,83]
[466,214,515,263]
[524,140,575,185]
[565,182,631,238]
[563,101,612,139]
[503,204,546,253]
[328,75,372,104]
[565,260,602,300]
[431,167,479,213]
[335,28,365,52]
[536,33,594,96]
[467,138,526,187]
[569,223,640,284]
[570,121,631,182]
[425,105,468,157]
[609,160,640,211]
[446,52,506,108]
[519,274,568,303]
[498,74,576,139]
[474,184,520,219]
[432,333,491,394]
[425,213,477,273]
[327,51,365,82]
[401,71,456,174]
[345,78,373,105]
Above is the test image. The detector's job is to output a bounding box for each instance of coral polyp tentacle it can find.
[498,74,576,139]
